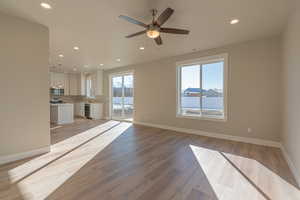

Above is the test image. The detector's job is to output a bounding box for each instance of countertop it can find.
[50,103,74,106]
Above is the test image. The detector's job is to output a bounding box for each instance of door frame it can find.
[109,70,134,121]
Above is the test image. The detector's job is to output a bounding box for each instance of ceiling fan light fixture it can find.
[147,30,160,39]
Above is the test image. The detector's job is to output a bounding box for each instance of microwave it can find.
[50,88,64,96]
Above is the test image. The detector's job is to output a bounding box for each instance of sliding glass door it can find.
[111,73,134,121]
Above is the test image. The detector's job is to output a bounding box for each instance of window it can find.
[177,54,227,120]
[86,74,93,98]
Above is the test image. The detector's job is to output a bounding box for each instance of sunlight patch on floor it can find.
[190,145,300,200]
[222,152,300,200]
[8,120,120,183]
[7,122,131,200]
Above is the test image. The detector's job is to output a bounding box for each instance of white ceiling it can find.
[0,0,292,72]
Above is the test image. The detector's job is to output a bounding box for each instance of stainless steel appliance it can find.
[85,103,91,119]
[50,88,64,96]
[50,97,63,104]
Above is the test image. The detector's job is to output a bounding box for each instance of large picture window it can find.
[177,54,227,120]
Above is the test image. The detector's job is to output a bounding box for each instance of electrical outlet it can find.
[247,128,252,133]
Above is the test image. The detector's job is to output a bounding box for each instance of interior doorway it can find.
[110,72,134,121]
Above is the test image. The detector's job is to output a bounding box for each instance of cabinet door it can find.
[52,72,58,88]
[57,73,65,88]
[50,72,54,87]
[90,103,102,119]
[75,103,85,117]
[80,103,85,117]
[96,70,103,96]
[52,72,65,88]
[64,74,70,95]
[69,74,78,95]
[91,73,97,97]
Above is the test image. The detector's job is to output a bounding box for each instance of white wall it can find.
[282,3,300,185]
[104,36,282,142]
[0,13,50,159]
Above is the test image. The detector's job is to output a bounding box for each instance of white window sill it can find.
[176,114,227,122]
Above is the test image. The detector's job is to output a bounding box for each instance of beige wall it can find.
[282,4,300,181]
[0,13,50,156]
[104,36,282,142]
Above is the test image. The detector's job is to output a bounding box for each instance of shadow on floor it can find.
[0,120,299,200]
[50,118,109,145]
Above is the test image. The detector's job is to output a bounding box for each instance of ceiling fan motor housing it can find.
[148,24,160,31]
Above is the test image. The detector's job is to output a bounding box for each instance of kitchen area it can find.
[50,70,104,126]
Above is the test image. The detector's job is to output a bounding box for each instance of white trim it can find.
[133,121,300,187]
[0,146,50,165]
[104,116,111,120]
[176,53,228,122]
[176,114,227,122]
[176,53,229,66]
[280,144,300,187]
[133,121,281,148]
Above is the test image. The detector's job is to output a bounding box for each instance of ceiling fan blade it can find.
[160,28,190,34]
[119,15,148,28]
[126,30,147,38]
[154,36,163,45]
[156,8,174,26]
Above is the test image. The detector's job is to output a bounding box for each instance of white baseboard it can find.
[0,146,51,165]
[280,144,300,187]
[133,121,281,148]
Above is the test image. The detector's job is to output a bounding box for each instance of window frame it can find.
[86,74,94,98]
[176,53,228,122]
[108,70,135,120]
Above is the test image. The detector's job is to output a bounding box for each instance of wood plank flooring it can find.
[0,119,299,200]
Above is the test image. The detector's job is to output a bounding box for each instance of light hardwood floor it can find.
[0,119,299,200]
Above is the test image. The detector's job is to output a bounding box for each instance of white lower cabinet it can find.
[69,74,79,95]
[50,104,74,125]
[74,102,103,119]
[75,102,85,117]
[90,103,103,120]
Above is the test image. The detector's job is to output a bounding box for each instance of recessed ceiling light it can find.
[230,19,239,25]
[73,46,79,50]
[59,54,64,58]
[116,59,121,62]
[100,64,104,66]
[139,47,145,50]
[40,2,52,9]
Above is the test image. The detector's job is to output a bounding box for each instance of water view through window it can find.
[179,59,225,119]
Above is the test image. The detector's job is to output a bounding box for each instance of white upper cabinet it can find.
[50,72,66,89]
[69,74,80,95]
[80,73,86,96]
[50,72,55,87]
[56,73,65,88]
[82,70,103,97]
[50,72,81,95]
[50,70,102,96]
[95,70,103,96]
[64,73,70,95]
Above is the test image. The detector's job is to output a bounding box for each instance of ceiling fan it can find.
[119,8,190,45]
